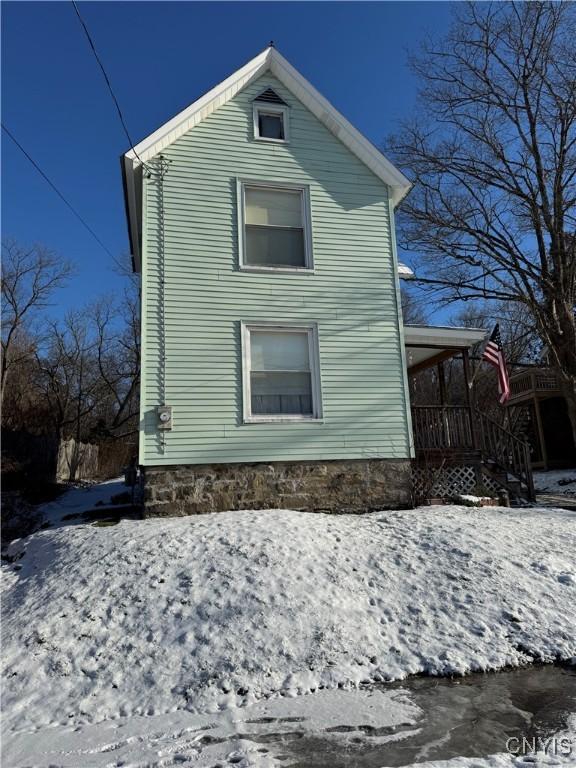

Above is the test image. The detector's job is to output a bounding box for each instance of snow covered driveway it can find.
[3,502,576,734]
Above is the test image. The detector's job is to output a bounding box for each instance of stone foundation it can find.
[142,459,413,517]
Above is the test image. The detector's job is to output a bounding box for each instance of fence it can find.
[56,438,99,482]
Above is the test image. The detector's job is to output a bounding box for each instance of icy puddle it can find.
[4,664,575,767]
[263,664,576,767]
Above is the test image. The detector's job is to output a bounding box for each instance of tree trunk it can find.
[557,371,576,449]
[540,295,576,447]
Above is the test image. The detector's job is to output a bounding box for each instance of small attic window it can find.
[253,89,289,143]
[254,88,287,106]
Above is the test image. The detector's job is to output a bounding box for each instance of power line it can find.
[71,0,149,169]
[2,123,115,258]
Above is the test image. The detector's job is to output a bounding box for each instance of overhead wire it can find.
[2,123,115,258]
[70,0,151,171]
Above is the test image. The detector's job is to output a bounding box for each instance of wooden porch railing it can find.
[411,405,535,500]
[411,405,474,451]
[476,410,535,501]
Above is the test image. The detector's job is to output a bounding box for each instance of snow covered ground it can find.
[3,688,574,767]
[2,483,576,766]
[534,469,576,497]
[38,476,127,525]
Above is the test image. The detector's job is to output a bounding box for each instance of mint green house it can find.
[123,46,525,514]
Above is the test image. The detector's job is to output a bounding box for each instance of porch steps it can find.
[482,462,525,503]
[477,411,535,502]
[411,405,535,503]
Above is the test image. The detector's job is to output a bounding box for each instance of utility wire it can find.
[2,123,115,258]
[71,0,150,169]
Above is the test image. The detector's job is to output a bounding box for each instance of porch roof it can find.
[404,324,487,375]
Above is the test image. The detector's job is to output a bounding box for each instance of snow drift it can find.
[2,504,576,732]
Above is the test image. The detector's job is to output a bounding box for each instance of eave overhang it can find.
[404,325,487,374]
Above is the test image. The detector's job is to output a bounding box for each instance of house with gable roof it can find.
[122,46,534,515]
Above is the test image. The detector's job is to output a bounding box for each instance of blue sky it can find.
[2,1,453,317]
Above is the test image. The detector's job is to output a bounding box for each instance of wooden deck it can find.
[508,369,560,404]
[411,405,535,501]
[506,368,574,470]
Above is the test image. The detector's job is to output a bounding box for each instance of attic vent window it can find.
[254,88,287,105]
[253,92,289,143]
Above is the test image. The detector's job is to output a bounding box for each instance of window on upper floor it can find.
[253,89,289,143]
[254,104,289,142]
[238,182,313,271]
[242,324,322,421]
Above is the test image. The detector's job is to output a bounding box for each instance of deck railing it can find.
[476,410,535,500]
[411,404,535,500]
[411,405,474,451]
[510,369,559,399]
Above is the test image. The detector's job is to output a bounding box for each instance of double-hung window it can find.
[239,182,312,270]
[242,324,322,421]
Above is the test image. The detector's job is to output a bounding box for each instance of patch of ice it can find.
[393,713,576,767]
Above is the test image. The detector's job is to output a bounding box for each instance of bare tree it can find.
[91,280,140,440]
[454,301,543,367]
[441,302,543,420]
[35,312,105,480]
[0,331,52,433]
[388,2,576,438]
[401,286,428,325]
[1,241,72,405]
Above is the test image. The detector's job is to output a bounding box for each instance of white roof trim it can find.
[126,49,271,164]
[404,325,487,349]
[123,46,411,270]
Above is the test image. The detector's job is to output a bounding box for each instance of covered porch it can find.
[403,325,535,502]
[404,325,484,456]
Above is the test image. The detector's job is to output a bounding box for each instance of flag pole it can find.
[468,358,482,389]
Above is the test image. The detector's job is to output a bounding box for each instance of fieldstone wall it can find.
[142,459,413,517]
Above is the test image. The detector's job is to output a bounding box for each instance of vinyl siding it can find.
[140,74,412,465]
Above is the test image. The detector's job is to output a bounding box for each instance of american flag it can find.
[482,324,510,404]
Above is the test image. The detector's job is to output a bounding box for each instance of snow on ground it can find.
[3,498,576,729]
[5,687,574,768]
[2,686,421,767]
[38,476,126,525]
[534,469,576,497]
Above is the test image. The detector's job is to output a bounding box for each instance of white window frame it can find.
[237,179,314,273]
[253,103,290,143]
[241,322,323,424]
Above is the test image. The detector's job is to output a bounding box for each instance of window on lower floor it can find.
[242,325,322,421]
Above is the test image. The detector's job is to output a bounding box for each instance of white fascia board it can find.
[124,46,412,271]
[404,325,487,349]
[126,49,270,163]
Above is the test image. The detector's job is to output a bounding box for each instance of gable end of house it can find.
[122,46,411,271]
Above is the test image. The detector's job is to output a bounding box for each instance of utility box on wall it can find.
[157,405,173,431]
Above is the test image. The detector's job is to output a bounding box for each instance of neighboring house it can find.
[122,46,534,515]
